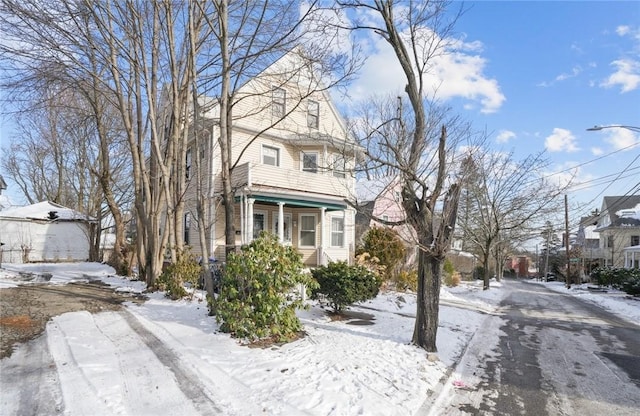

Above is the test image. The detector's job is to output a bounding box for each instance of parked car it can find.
[544,272,557,281]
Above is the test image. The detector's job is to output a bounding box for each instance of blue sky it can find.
[2,1,639,229]
[337,0,640,227]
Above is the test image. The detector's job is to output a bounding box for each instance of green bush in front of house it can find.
[311,260,381,313]
[156,248,201,300]
[211,232,317,342]
[592,266,640,296]
[358,227,406,280]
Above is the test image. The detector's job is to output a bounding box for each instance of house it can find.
[0,201,95,264]
[183,51,358,266]
[355,176,415,245]
[574,213,602,274]
[593,195,640,268]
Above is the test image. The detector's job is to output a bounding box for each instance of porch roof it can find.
[237,193,347,211]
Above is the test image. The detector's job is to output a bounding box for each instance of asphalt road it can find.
[433,280,640,416]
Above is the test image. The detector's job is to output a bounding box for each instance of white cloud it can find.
[600,59,640,93]
[346,27,505,114]
[603,128,640,150]
[544,128,579,153]
[495,130,516,144]
[539,66,583,87]
[591,147,604,156]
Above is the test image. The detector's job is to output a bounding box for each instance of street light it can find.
[586,125,640,133]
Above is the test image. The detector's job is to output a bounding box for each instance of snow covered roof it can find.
[0,201,94,222]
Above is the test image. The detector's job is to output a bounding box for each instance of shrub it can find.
[592,267,640,296]
[311,261,381,313]
[393,269,418,292]
[156,248,201,300]
[211,232,316,342]
[359,227,406,279]
[442,259,460,287]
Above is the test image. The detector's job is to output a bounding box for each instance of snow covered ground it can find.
[0,263,638,415]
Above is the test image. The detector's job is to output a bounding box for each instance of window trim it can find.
[307,100,319,129]
[253,210,268,240]
[262,144,280,167]
[299,213,317,248]
[272,87,286,118]
[301,151,319,173]
[330,216,345,248]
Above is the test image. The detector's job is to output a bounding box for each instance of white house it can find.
[183,50,358,266]
[0,201,95,264]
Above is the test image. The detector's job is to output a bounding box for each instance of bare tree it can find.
[340,0,470,352]
[459,150,567,290]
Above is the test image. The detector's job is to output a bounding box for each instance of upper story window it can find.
[262,145,280,167]
[632,235,640,246]
[185,148,192,179]
[307,100,319,129]
[332,154,345,178]
[302,152,318,173]
[272,87,286,118]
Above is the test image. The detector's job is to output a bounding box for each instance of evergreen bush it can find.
[211,232,316,342]
[311,261,381,313]
[359,227,406,279]
[156,248,201,300]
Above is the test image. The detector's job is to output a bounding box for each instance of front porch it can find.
[233,193,353,267]
[623,245,640,269]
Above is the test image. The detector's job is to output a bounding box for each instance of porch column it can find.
[319,207,326,265]
[247,198,255,243]
[277,202,285,242]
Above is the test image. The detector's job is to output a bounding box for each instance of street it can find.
[432,280,640,415]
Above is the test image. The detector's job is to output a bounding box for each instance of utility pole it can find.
[565,194,571,289]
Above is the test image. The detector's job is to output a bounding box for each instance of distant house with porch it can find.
[593,195,640,268]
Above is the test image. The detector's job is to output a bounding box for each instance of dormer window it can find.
[272,87,286,118]
[307,100,319,129]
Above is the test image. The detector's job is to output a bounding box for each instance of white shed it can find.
[0,201,95,264]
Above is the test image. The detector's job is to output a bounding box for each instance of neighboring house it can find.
[0,201,95,264]
[354,176,469,273]
[183,51,358,267]
[574,213,601,273]
[593,195,640,268]
[355,176,414,245]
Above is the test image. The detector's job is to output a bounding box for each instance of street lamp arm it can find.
[587,125,640,133]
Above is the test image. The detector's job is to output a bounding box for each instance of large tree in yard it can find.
[341,0,472,352]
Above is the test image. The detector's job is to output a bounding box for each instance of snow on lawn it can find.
[0,263,637,415]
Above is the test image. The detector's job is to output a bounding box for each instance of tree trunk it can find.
[413,248,442,352]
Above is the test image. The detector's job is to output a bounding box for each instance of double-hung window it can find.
[185,148,192,179]
[331,217,344,247]
[632,235,640,246]
[307,100,319,129]
[299,214,316,247]
[302,152,318,173]
[332,154,345,178]
[262,145,280,166]
[184,213,191,245]
[272,87,286,118]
